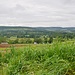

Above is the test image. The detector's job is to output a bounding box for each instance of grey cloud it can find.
[0,0,75,27]
[14,4,25,11]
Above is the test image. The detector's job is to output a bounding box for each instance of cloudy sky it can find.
[0,0,75,27]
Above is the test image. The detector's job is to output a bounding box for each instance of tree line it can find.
[0,36,53,44]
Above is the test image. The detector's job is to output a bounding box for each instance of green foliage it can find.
[8,39,19,44]
[0,53,2,66]
[0,37,7,43]
[44,37,48,43]
[34,38,43,44]
[48,37,53,43]
[0,26,75,39]
[1,42,75,75]
[25,38,33,44]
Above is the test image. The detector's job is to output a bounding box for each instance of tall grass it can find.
[0,42,75,75]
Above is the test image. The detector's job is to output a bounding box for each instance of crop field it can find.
[0,41,75,75]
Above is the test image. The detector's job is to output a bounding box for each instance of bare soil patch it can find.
[0,44,26,48]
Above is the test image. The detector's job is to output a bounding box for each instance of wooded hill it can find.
[0,26,75,38]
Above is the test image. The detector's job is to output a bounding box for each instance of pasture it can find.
[0,41,75,75]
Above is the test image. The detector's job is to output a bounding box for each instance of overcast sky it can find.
[0,0,75,27]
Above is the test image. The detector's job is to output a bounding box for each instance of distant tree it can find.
[44,37,48,44]
[0,37,7,43]
[48,37,53,43]
[34,38,43,44]
[8,39,18,44]
[8,40,12,44]
[14,39,18,44]
[26,38,33,44]
[19,38,25,44]
[56,37,65,42]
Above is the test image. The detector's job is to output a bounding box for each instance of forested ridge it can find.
[0,26,75,38]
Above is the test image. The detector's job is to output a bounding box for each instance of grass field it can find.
[0,41,75,75]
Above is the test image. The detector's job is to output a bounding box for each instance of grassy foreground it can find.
[0,42,75,75]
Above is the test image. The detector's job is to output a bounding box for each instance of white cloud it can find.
[0,0,75,27]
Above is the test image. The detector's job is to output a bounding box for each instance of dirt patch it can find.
[0,44,11,48]
[0,44,26,48]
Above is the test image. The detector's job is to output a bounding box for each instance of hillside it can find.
[0,26,75,38]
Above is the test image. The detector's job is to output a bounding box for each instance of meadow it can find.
[0,41,75,75]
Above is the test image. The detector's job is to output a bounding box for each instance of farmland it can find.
[0,26,75,75]
[0,40,75,75]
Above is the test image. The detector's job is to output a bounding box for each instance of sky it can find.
[0,0,75,27]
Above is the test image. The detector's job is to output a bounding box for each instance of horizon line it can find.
[0,25,75,28]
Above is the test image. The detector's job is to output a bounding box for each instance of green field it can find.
[0,41,75,75]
